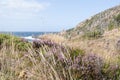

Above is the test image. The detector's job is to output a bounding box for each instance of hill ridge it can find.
[63,5,120,39]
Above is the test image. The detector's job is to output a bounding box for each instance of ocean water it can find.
[12,32,57,37]
[0,32,57,41]
[1,32,57,37]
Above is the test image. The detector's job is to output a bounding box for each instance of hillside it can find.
[66,28,120,63]
[62,5,120,39]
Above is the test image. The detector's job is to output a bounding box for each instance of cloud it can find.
[0,0,50,17]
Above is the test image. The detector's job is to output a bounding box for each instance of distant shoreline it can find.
[0,32,58,42]
[0,32,58,37]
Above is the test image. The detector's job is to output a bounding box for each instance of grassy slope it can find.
[1,29,120,79]
[67,28,120,63]
[41,28,120,64]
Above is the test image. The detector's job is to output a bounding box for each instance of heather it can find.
[0,34,120,80]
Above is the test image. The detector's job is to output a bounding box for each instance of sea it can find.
[0,32,58,41]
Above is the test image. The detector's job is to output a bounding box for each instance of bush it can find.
[70,48,85,59]
[108,22,115,30]
[83,30,103,39]
[80,54,103,80]
[115,13,120,25]
[0,34,31,51]
[102,63,120,79]
[0,34,11,45]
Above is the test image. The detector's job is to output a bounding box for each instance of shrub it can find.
[83,30,103,39]
[80,54,103,80]
[0,34,11,45]
[108,22,115,30]
[0,34,31,51]
[102,63,120,79]
[115,13,120,25]
[70,48,85,59]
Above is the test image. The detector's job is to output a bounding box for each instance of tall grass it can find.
[0,34,120,80]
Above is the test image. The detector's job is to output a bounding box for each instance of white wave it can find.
[22,36,40,41]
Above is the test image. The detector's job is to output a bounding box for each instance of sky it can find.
[0,0,120,32]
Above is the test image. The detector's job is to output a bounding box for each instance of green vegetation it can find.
[108,22,115,30]
[83,30,103,39]
[70,48,85,59]
[0,34,31,51]
[115,13,120,25]
[66,28,74,32]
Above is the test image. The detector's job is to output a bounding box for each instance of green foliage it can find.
[108,22,115,30]
[0,34,11,45]
[102,62,120,79]
[83,30,103,39]
[66,28,74,32]
[15,40,30,51]
[115,13,120,25]
[70,48,85,59]
[0,34,31,51]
